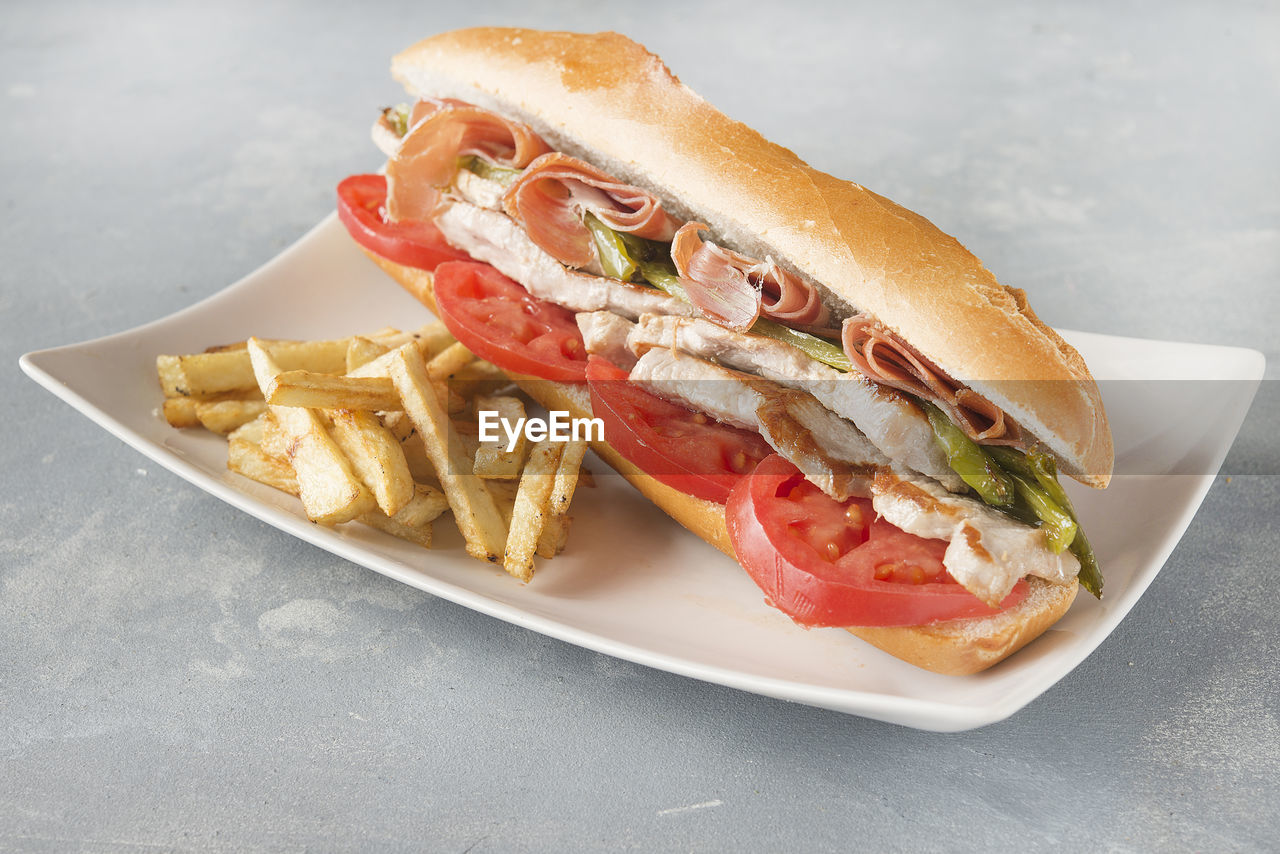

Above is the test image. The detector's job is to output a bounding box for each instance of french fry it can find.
[535,515,572,559]
[504,440,563,582]
[162,387,263,431]
[257,412,290,460]
[485,478,519,527]
[472,395,528,480]
[247,339,375,525]
[228,418,436,547]
[346,336,390,373]
[548,439,589,516]
[162,396,201,428]
[426,341,476,384]
[227,414,269,446]
[400,432,439,485]
[326,408,415,516]
[384,344,508,562]
[380,412,439,483]
[536,439,588,558]
[196,397,267,435]
[158,338,350,398]
[370,321,455,358]
[228,432,299,495]
[392,484,451,527]
[267,371,401,411]
[166,324,590,571]
[381,410,413,441]
[357,474,439,549]
[346,334,466,383]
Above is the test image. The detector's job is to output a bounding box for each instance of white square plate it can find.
[20,215,1265,731]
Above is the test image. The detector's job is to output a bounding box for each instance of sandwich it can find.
[335,27,1114,674]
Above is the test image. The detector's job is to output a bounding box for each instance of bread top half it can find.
[391,27,1113,486]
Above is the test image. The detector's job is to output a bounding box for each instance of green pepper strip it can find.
[591,218,847,372]
[459,155,522,188]
[921,402,1015,507]
[636,258,688,300]
[750,319,852,372]
[616,230,663,262]
[583,212,638,281]
[987,446,1103,597]
[1007,472,1078,554]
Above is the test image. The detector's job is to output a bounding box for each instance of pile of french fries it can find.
[156,323,588,581]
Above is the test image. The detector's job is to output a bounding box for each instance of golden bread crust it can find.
[390,27,1112,485]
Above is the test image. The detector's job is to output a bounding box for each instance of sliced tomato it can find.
[337,174,472,271]
[726,454,1027,627]
[586,356,772,503]
[433,261,589,382]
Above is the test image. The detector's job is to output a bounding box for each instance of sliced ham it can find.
[671,222,830,332]
[842,314,1023,446]
[406,96,470,131]
[502,152,684,271]
[386,102,550,223]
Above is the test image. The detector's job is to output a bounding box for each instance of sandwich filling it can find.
[365,98,1101,605]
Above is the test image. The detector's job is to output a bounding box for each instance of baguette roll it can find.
[391,28,1113,486]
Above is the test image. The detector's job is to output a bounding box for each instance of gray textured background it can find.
[4,1,1278,851]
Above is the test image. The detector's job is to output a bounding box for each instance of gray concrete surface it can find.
[3,1,1278,850]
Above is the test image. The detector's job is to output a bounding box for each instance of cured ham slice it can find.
[406,96,469,131]
[502,152,683,270]
[670,222,830,332]
[842,314,1023,446]
[386,101,550,222]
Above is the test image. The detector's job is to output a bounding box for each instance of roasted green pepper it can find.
[584,212,639,281]
[750,319,852,372]
[922,402,1015,507]
[987,445,1103,597]
[459,155,522,188]
[637,259,689,301]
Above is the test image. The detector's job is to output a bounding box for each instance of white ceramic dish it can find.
[20,215,1265,731]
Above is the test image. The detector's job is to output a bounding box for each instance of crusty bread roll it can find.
[390,27,1113,487]
[363,251,1079,675]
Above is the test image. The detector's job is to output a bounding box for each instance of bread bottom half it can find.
[366,250,1078,675]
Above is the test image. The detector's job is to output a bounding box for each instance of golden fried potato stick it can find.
[247,339,375,525]
[536,439,588,559]
[505,440,564,582]
[384,344,508,562]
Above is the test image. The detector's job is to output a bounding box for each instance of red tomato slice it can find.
[586,356,772,503]
[433,261,589,383]
[726,454,1027,627]
[337,174,472,271]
